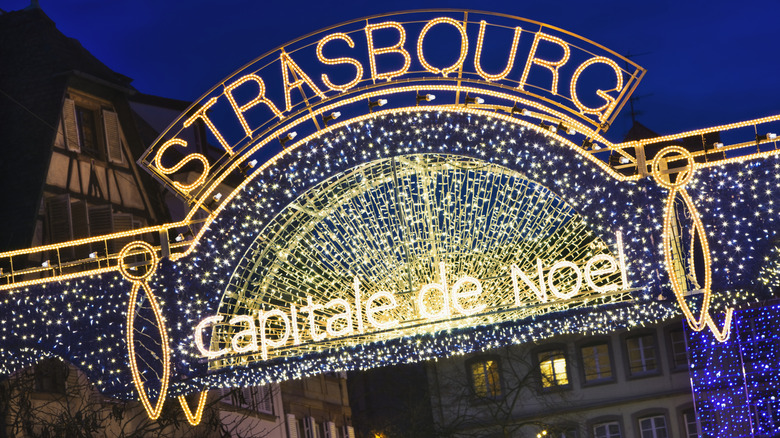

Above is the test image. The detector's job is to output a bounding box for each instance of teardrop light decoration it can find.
[178,391,209,425]
[120,241,171,420]
[654,146,732,341]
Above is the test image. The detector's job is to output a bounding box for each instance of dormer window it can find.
[75,105,99,156]
[62,94,123,163]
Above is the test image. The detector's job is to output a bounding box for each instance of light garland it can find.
[569,57,624,123]
[689,302,780,437]
[474,20,522,82]
[178,390,209,426]
[316,33,363,92]
[518,32,571,96]
[0,111,777,423]
[119,242,170,420]
[138,10,649,202]
[416,17,468,77]
[224,74,284,137]
[654,146,732,340]
[364,21,411,82]
[280,50,327,113]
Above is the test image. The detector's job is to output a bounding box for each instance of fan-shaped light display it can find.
[204,154,630,368]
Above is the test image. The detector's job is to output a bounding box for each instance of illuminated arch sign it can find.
[138,10,646,205]
[1,9,780,426]
[197,154,632,367]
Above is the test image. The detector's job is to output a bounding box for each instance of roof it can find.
[622,120,721,165]
[0,7,135,252]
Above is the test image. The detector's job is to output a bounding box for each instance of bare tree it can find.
[0,358,278,438]
[428,345,583,438]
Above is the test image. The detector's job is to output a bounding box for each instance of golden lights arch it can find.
[203,154,631,369]
[0,10,779,424]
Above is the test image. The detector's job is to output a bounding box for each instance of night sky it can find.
[3,0,779,140]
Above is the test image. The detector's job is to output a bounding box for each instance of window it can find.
[470,358,501,398]
[221,385,273,414]
[301,416,318,438]
[626,334,658,375]
[538,349,568,388]
[34,359,67,394]
[286,413,299,438]
[683,409,701,438]
[555,428,578,438]
[75,105,100,156]
[668,328,689,369]
[639,415,668,438]
[593,421,621,438]
[61,96,123,163]
[581,342,612,382]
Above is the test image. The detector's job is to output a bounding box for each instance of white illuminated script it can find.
[194,232,629,360]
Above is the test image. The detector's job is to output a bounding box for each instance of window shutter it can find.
[342,425,355,438]
[103,109,123,163]
[323,422,337,438]
[303,417,318,438]
[54,120,66,149]
[62,98,80,152]
[71,201,91,259]
[88,205,113,254]
[45,195,74,260]
[255,385,273,414]
[112,212,133,253]
[286,414,299,438]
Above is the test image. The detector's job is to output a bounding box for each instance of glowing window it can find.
[470,358,501,398]
[626,334,657,375]
[639,415,667,438]
[581,343,612,382]
[538,349,568,388]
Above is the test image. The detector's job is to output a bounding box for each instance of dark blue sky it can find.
[4,0,779,140]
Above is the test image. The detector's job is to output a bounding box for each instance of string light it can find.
[223,74,284,136]
[316,33,363,92]
[119,242,170,420]
[519,32,571,96]
[178,391,209,426]
[280,50,327,113]
[474,20,522,82]
[653,146,732,340]
[416,17,468,77]
[0,12,776,430]
[0,111,777,419]
[569,57,624,122]
[154,138,210,193]
[183,97,232,154]
[689,303,780,437]
[364,21,411,82]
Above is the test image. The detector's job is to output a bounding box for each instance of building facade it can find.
[2,6,779,438]
[427,317,697,438]
[0,5,354,438]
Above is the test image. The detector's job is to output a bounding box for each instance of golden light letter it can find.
[518,32,571,95]
[317,33,364,92]
[474,20,522,81]
[184,97,233,154]
[570,57,624,122]
[364,21,411,82]
[417,17,468,77]
[280,50,327,113]
[154,138,209,193]
[224,74,284,137]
